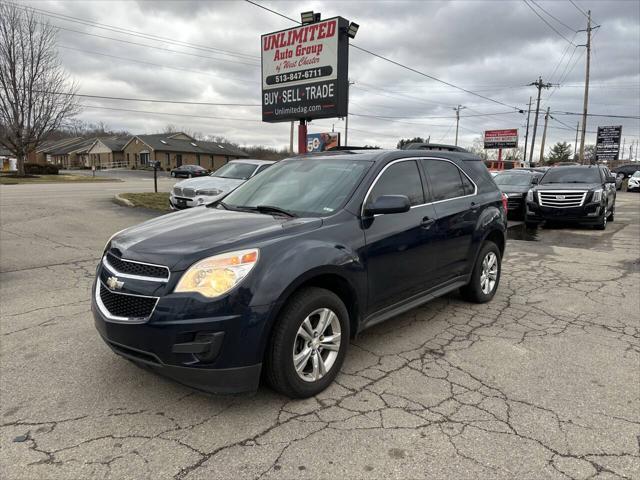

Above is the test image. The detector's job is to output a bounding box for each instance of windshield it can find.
[494,173,534,186]
[221,159,373,217]
[540,167,601,184]
[212,162,257,180]
[632,171,640,178]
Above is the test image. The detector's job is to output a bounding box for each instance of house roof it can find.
[37,137,84,154]
[51,138,98,155]
[94,136,131,152]
[128,133,248,158]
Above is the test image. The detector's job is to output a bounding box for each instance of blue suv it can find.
[93,149,507,398]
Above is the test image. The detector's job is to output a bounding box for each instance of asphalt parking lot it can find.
[1,180,639,480]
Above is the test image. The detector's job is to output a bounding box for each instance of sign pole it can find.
[498,148,502,164]
[298,120,307,155]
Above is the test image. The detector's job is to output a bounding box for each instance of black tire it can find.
[607,204,615,221]
[265,287,350,398]
[595,207,607,230]
[460,241,501,303]
[524,215,539,229]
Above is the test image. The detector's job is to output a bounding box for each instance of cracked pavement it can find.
[1,181,639,479]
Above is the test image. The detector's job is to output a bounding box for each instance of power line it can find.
[49,23,260,67]
[80,104,265,123]
[58,45,259,84]
[522,0,576,45]
[244,0,524,112]
[550,111,640,120]
[3,1,260,61]
[529,0,578,32]
[569,0,590,19]
[47,90,261,107]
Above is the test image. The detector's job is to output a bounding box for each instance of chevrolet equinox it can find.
[93,149,507,398]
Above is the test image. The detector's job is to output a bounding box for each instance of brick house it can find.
[122,133,248,170]
[87,137,130,168]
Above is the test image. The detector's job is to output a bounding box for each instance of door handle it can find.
[421,217,435,229]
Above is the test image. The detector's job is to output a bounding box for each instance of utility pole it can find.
[578,10,598,164]
[528,77,553,165]
[573,121,580,160]
[289,121,294,154]
[344,80,355,147]
[454,105,466,146]
[538,107,551,166]
[523,97,532,165]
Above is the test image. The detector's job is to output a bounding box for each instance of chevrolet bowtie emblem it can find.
[106,276,124,290]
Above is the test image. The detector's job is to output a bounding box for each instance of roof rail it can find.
[402,143,468,152]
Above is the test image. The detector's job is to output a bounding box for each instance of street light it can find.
[301,11,320,24]
[347,22,359,39]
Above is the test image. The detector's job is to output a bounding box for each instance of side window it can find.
[367,160,424,207]
[421,159,467,201]
[254,164,270,176]
[460,170,475,195]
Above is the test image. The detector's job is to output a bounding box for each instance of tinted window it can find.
[254,164,270,175]
[368,160,424,206]
[421,159,467,201]
[212,162,260,180]
[494,172,534,186]
[540,167,602,184]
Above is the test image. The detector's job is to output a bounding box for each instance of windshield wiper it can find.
[255,205,297,217]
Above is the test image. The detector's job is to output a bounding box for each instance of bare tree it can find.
[0,3,79,175]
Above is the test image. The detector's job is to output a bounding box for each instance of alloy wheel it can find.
[292,308,341,382]
[480,252,498,295]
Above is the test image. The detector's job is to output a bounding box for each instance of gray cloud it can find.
[22,0,640,154]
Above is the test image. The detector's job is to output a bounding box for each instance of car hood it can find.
[536,183,600,191]
[498,185,529,195]
[174,176,244,192]
[110,208,323,270]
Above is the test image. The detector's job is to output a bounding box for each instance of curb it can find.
[113,193,135,208]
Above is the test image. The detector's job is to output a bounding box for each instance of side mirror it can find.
[607,175,616,183]
[531,176,539,185]
[364,195,411,216]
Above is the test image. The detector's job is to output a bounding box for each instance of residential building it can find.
[122,132,248,170]
[87,137,130,168]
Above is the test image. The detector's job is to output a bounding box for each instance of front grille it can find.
[538,191,587,208]
[182,188,195,198]
[99,282,158,320]
[173,186,183,196]
[105,252,169,280]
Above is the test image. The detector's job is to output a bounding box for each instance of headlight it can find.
[592,189,602,203]
[196,189,222,196]
[526,189,534,202]
[174,249,259,298]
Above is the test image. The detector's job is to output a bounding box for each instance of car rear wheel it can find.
[265,287,349,398]
[460,241,501,303]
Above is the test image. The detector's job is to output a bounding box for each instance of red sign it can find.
[484,129,518,149]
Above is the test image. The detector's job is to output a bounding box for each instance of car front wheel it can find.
[460,241,501,303]
[595,207,607,230]
[265,287,349,398]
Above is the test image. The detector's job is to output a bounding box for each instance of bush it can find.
[21,163,59,175]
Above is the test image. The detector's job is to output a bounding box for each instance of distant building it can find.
[122,132,248,170]
[87,137,130,168]
[49,138,98,168]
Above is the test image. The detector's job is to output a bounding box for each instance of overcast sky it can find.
[21,0,640,157]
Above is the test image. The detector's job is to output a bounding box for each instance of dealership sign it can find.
[595,125,622,161]
[484,129,518,149]
[261,17,349,122]
[307,132,340,152]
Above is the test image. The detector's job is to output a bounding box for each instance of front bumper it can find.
[169,193,219,210]
[628,180,640,191]
[526,201,603,223]
[92,279,273,394]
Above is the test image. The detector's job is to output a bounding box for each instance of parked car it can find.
[94,150,507,398]
[613,164,640,178]
[628,170,640,191]
[170,164,209,178]
[170,160,274,209]
[525,165,617,230]
[493,169,543,218]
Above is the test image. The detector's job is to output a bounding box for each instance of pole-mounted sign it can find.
[261,16,350,123]
[484,129,518,149]
[595,125,622,162]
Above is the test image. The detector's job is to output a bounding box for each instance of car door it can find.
[420,158,478,283]
[601,167,616,209]
[362,159,439,315]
